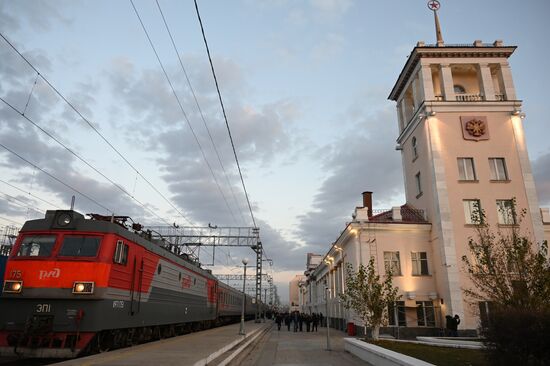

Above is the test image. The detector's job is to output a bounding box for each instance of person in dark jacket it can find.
[285,313,291,331]
[275,313,282,331]
[312,313,319,332]
[445,315,453,336]
[451,314,460,337]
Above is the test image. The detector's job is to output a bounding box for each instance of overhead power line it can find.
[0,95,175,228]
[129,0,239,227]
[155,0,247,227]
[0,31,195,227]
[0,216,23,226]
[0,142,112,212]
[193,0,257,229]
[0,178,63,210]
[0,191,44,216]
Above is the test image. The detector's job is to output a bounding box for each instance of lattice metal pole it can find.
[253,228,262,322]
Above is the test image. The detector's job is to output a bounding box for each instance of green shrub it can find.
[482,308,550,365]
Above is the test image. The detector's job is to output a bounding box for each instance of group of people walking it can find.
[274,311,323,332]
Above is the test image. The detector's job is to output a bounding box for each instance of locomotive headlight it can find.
[72,281,94,294]
[3,280,23,294]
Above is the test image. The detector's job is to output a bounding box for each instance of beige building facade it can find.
[298,34,550,337]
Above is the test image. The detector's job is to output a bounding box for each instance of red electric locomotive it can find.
[0,210,257,358]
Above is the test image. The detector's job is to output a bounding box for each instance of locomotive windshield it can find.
[58,236,101,257]
[16,235,56,257]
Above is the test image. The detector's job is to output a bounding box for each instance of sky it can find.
[0,0,549,303]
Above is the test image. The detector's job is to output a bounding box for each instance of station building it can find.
[297,19,550,337]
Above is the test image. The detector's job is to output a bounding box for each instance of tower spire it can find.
[427,0,444,46]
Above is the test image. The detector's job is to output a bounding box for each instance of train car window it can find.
[157,264,162,274]
[113,240,128,264]
[16,235,56,257]
[58,236,101,257]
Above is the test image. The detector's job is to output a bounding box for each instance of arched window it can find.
[454,85,466,94]
[412,137,418,159]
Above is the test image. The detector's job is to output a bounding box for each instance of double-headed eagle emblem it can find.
[465,119,486,137]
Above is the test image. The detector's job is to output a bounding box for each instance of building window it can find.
[384,251,401,276]
[411,252,429,275]
[415,172,422,197]
[416,301,436,327]
[496,199,516,225]
[489,158,508,181]
[457,157,476,181]
[454,85,466,94]
[463,199,482,224]
[412,137,418,159]
[388,301,407,326]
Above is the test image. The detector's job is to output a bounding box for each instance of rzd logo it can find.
[39,268,60,280]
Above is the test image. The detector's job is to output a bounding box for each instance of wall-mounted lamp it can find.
[428,111,437,117]
[417,113,425,121]
[512,108,521,116]
[406,291,416,300]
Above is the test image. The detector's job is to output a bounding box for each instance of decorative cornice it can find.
[388,45,517,101]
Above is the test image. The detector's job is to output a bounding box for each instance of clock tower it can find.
[388,1,544,329]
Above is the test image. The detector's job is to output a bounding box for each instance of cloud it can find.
[533,151,550,207]
[295,99,404,250]
[311,33,346,62]
[0,1,71,33]
[309,0,354,22]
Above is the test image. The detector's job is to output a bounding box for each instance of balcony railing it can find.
[455,93,484,102]
[495,93,506,101]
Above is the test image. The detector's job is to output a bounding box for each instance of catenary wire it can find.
[0,142,113,212]
[193,0,257,229]
[155,0,247,226]
[192,1,270,270]
[129,2,243,270]
[0,31,195,227]
[0,191,45,216]
[0,30,245,269]
[129,0,238,227]
[0,95,176,228]
[0,178,63,210]
[0,216,24,226]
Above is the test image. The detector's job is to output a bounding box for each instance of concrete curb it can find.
[415,336,483,349]
[192,324,268,366]
[344,338,436,366]
[217,324,271,366]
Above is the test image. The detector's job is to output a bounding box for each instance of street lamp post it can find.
[239,258,248,335]
[325,284,331,351]
[263,288,268,322]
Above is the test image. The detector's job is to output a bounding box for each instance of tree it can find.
[462,206,550,311]
[462,205,550,365]
[339,257,401,340]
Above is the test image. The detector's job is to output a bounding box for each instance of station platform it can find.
[53,320,269,366]
[236,325,370,366]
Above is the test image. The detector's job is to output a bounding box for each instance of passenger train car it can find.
[0,210,257,358]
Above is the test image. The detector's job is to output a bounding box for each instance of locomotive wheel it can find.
[97,331,113,353]
[153,326,162,340]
